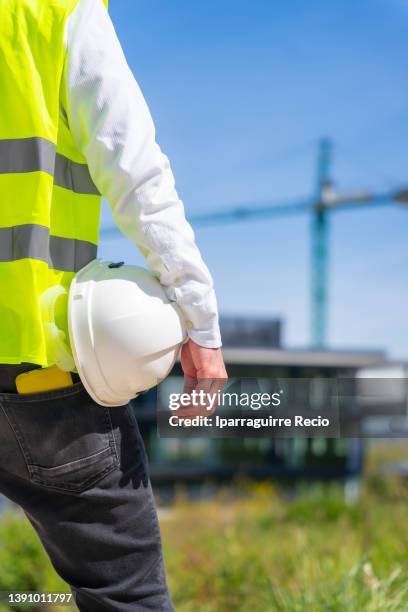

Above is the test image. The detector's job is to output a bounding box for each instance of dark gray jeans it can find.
[0,365,174,611]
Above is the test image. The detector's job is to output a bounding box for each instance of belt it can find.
[0,363,80,393]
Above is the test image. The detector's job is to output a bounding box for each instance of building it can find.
[134,345,387,498]
[219,316,281,348]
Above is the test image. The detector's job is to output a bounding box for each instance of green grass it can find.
[1,443,408,611]
[0,512,74,612]
[161,480,408,611]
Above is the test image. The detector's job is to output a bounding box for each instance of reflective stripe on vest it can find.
[0,0,106,366]
[0,137,55,175]
[0,225,97,271]
[0,137,99,195]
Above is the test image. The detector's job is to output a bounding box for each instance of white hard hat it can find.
[67,259,187,407]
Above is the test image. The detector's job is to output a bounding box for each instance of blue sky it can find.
[99,0,408,359]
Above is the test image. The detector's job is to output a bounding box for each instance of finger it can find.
[178,376,227,419]
[176,378,211,419]
[201,378,227,416]
[183,374,197,396]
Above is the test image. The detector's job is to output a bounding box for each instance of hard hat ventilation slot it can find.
[108,261,125,268]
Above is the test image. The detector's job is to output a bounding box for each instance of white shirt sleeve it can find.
[63,0,221,348]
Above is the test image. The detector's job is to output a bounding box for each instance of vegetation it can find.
[1,443,408,611]
[0,513,73,612]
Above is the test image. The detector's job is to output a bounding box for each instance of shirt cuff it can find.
[164,281,222,349]
[187,325,222,349]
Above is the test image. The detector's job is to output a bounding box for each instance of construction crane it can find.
[100,139,408,349]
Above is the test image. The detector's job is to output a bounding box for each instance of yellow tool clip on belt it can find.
[15,366,74,394]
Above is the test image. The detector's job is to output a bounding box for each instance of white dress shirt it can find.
[63,0,221,348]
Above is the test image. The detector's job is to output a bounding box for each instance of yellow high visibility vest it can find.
[0,0,108,367]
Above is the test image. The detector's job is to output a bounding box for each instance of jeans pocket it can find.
[1,383,119,493]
